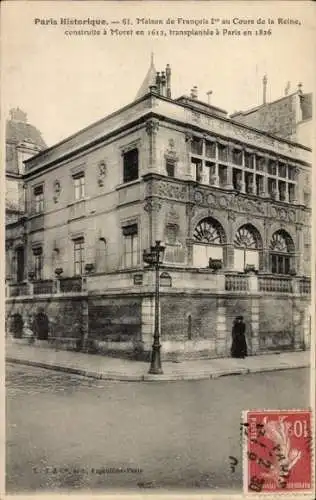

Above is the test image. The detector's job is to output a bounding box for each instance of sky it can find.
[2,1,315,147]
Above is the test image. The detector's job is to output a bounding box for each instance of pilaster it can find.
[146,118,160,173]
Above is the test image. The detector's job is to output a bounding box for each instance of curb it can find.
[6,357,309,382]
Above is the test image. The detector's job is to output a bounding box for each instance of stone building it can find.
[5,60,312,359]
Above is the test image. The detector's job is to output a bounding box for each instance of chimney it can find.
[297,82,303,95]
[284,81,291,96]
[160,71,166,96]
[262,74,268,104]
[191,86,198,99]
[206,90,213,104]
[166,64,171,98]
[156,72,161,94]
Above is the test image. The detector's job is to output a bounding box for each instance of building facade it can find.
[6,62,312,360]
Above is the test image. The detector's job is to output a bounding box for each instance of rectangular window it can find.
[244,152,254,169]
[279,181,287,202]
[289,184,296,203]
[218,144,228,162]
[267,159,277,175]
[288,166,297,180]
[272,255,290,275]
[245,172,254,195]
[206,161,216,184]
[73,238,84,276]
[123,148,139,183]
[122,224,138,268]
[268,178,277,198]
[73,173,85,201]
[191,157,203,183]
[218,165,227,187]
[33,185,44,213]
[205,140,216,159]
[191,137,203,155]
[256,156,266,171]
[278,163,287,178]
[166,160,175,178]
[255,175,264,196]
[232,148,243,166]
[233,168,242,191]
[33,247,43,280]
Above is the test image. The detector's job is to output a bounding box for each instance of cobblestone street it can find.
[6,363,309,493]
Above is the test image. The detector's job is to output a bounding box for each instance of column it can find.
[295,225,304,275]
[226,145,233,189]
[146,119,160,173]
[144,198,162,247]
[240,169,246,193]
[185,133,194,180]
[240,150,246,193]
[201,139,208,185]
[274,179,280,201]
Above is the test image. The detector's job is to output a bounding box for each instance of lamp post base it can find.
[148,346,163,374]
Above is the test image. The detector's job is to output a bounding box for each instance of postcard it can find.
[2,1,315,499]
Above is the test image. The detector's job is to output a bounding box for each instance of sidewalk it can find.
[6,340,310,382]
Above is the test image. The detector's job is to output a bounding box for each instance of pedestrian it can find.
[231,316,248,358]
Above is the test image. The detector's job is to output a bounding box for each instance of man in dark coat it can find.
[231,316,248,358]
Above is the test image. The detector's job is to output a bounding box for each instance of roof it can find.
[6,118,47,149]
[135,53,157,100]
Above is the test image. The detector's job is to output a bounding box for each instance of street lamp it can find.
[143,240,165,374]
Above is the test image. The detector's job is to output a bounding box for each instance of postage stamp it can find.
[242,410,313,494]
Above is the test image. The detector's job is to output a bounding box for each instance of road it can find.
[6,363,309,493]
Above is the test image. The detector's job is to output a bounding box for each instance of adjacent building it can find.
[6,60,312,360]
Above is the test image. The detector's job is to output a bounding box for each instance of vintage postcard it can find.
[2,0,315,499]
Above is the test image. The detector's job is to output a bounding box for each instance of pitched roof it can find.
[135,53,157,100]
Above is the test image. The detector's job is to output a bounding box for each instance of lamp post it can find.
[143,240,165,374]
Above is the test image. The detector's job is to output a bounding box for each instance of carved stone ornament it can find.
[97,161,107,186]
[145,119,159,136]
[166,205,180,225]
[193,191,203,204]
[53,180,61,203]
[144,198,162,213]
[152,180,187,201]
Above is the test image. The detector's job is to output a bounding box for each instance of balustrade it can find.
[33,280,54,295]
[299,277,311,295]
[59,277,82,293]
[258,275,293,293]
[225,274,249,291]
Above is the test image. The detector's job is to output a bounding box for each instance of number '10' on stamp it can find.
[242,409,313,494]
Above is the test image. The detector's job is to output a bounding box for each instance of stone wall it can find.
[88,295,142,358]
[6,296,84,342]
[161,295,217,341]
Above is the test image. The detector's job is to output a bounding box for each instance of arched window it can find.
[269,230,294,274]
[234,224,262,272]
[193,217,225,267]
